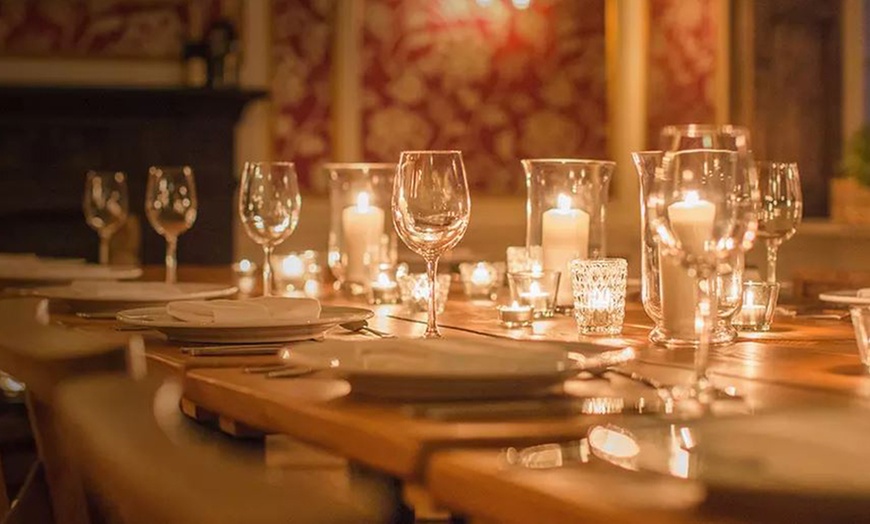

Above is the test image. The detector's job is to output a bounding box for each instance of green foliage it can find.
[843,126,870,187]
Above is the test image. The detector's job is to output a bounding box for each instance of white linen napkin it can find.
[166,297,321,324]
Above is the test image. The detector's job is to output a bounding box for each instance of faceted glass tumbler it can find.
[571,258,627,335]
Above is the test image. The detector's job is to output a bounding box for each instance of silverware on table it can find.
[340,320,395,338]
[405,396,663,421]
[266,366,315,379]
[76,311,119,320]
[182,344,287,357]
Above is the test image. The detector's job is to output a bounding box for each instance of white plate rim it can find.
[32,282,238,303]
[116,305,373,329]
[818,289,870,305]
[0,265,143,282]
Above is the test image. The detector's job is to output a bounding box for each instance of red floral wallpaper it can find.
[647,0,718,147]
[0,1,222,58]
[270,0,335,191]
[361,0,607,194]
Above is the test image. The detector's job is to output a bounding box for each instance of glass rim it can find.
[86,169,126,178]
[754,160,799,169]
[665,148,738,157]
[507,269,561,277]
[321,162,396,170]
[398,150,463,155]
[569,257,628,268]
[243,161,296,167]
[148,165,193,175]
[660,123,750,136]
[521,158,616,167]
[742,280,781,289]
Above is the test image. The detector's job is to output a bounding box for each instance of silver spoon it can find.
[340,320,395,338]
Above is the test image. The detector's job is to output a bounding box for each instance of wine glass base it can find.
[649,325,737,349]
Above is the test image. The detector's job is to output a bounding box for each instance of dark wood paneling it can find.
[0,87,265,264]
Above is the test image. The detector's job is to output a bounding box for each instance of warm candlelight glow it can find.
[589,289,613,311]
[356,191,371,212]
[281,254,305,278]
[470,263,494,286]
[374,271,396,289]
[238,258,253,272]
[683,190,702,205]
[531,262,543,275]
[556,192,573,211]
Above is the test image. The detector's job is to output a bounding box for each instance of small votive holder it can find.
[733,281,780,332]
[274,250,321,294]
[398,273,451,313]
[498,301,534,328]
[850,306,870,372]
[506,245,543,273]
[367,264,402,305]
[571,258,627,336]
[232,259,258,295]
[507,270,560,318]
[459,261,500,301]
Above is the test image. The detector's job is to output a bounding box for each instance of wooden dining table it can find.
[53,265,870,523]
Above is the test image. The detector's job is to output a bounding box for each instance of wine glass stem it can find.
[424,257,441,338]
[262,245,274,297]
[693,273,717,398]
[98,234,110,265]
[165,237,178,284]
[766,240,778,284]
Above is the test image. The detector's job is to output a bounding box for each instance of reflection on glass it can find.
[145,166,197,283]
[83,170,129,264]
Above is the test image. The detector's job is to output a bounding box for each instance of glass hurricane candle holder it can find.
[522,159,615,310]
[506,245,543,273]
[232,259,257,295]
[367,263,406,305]
[733,281,780,332]
[325,163,397,296]
[571,258,627,335]
[498,301,534,328]
[459,262,499,301]
[507,270,560,318]
[398,273,450,314]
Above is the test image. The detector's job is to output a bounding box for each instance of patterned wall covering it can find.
[647,0,718,147]
[271,0,336,190]
[361,0,607,194]
[0,0,222,58]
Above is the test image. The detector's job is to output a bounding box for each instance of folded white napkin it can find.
[166,297,321,324]
[68,281,185,300]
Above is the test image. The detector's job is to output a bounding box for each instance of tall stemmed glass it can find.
[83,170,129,264]
[145,166,198,284]
[648,149,758,403]
[239,162,301,296]
[393,151,470,338]
[756,162,802,283]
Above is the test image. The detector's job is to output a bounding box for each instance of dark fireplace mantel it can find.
[0,85,266,265]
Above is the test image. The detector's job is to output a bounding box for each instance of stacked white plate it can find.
[0,253,141,285]
[33,281,238,314]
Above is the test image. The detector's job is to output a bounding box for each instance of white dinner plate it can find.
[33,282,239,313]
[116,305,373,343]
[283,338,584,400]
[818,289,870,305]
[0,262,142,286]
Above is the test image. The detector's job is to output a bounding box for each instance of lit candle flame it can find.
[356,191,371,212]
[238,259,252,272]
[281,255,305,278]
[470,263,493,286]
[556,193,573,211]
[683,190,701,205]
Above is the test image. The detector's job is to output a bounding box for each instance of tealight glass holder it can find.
[325,163,397,296]
[522,159,615,310]
[398,273,451,314]
[366,263,408,305]
[506,245,543,273]
[232,259,258,295]
[571,258,627,335]
[498,301,534,328]
[459,262,500,301]
[507,270,560,318]
[733,281,780,332]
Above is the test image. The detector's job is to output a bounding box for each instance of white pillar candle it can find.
[542,193,590,307]
[659,191,715,337]
[341,192,385,283]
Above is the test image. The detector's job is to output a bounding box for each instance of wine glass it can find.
[239,162,301,296]
[145,166,198,284]
[393,151,471,338]
[83,170,129,264]
[756,162,802,283]
[648,149,758,405]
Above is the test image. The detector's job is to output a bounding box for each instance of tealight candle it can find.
[398,273,450,313]
[498,301,534,328]
[507,270,560,318]
[280,254,306,280]
[368,267,400,305]
[459,261,499,301]
[733,281,779,332]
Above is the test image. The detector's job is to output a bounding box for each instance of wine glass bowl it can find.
[239,162,301,296]
[392,151,471,338]
[755,161,802,283]
[83,170,129,264]
[145,166,198,283]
